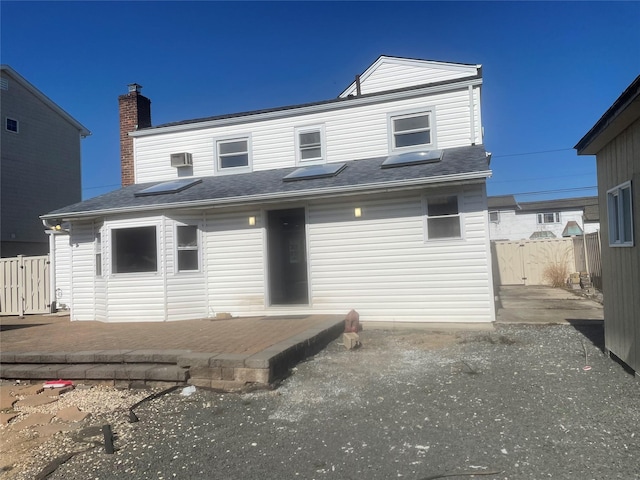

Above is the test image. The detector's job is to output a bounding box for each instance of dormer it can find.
[339,55,481,98]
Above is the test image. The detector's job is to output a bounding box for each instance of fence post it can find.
[583,232,590,275]
[18,255,25,318]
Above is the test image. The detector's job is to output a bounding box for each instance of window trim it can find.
[5,117,18,133]
[536,212,561,224]
[111,225,159,275]
[388,108,436,153]
[607,181,634,247]
[294,125,326,165]
[423,193,464,242]
[95,231,103,277]
[175,224,201,273]
[214,135,252,174]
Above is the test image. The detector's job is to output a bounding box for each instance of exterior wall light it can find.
[354,207,362,218]
[249,216,256,226]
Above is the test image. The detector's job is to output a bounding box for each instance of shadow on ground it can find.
[0,323,47,332]
[566,319,604,352]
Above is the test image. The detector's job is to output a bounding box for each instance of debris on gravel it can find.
[4,324,640,480]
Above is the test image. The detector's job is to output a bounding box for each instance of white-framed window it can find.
[425,194,462,240]
[215,136,251,173]
[607,181,634,247]
[489,211,500,223]
[95,232,102,277]
[112,226,157,273]
[176,225,199,272]
[389,109,435,152]
[5,117,18,133]
[536,212,560,224]
[295,125,325,164]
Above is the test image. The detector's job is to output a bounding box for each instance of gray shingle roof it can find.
[517,196,599,213]
[487,195,519,210]
[44,145,490,220]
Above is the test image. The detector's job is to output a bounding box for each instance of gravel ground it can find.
[11,324,640,480]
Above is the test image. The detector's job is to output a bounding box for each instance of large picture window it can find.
[607,181,634,247]
[177,225,199,271]
[112,226,157,273]
[426,195,462,240]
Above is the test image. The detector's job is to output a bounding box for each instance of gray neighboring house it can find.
[0,65,90,257]
[576,75,640,374]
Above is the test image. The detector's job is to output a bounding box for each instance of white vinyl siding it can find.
[306,185,493,323]
[53,233,71,310]
[69,222,96,321]
[133,88,480,183]
[340,58,479,97]
[56,184,493,323]
[205,210,265,316]
[166,215,206,321]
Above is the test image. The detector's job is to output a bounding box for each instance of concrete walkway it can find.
[0,314,344,390]
[496,285,604,324]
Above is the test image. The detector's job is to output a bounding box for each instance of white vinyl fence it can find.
[491,238,576,286]
[0,255,50,316]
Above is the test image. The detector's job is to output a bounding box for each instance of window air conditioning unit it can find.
[170,152,192,167]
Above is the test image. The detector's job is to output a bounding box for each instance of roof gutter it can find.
[42,170,492,222]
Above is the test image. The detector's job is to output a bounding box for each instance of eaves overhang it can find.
[575,75,640,156]
[42,170,491,222]
[129,76,482,137]
[0,64,91,138]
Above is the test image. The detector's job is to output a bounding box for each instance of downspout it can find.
[42,219,59,313]
[469,85,476,145]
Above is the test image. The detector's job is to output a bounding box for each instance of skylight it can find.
[134,178,202,197]
[283,163,347,182]
[381,150,443,168]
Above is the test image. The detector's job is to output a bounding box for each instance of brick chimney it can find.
[119,83,151,186]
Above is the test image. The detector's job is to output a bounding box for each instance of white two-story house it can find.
[42,55,495,324]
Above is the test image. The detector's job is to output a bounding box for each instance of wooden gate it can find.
[492,239,575,286]
[0,255,50,315]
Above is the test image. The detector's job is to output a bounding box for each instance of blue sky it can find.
[2,1,639,201]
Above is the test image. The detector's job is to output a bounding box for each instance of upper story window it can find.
[295,125,325,164]
[5,117,18,133]
[177,225,200,272]
[425,194,462,240]
[537,212,560,224]
[607,181,633,247]
[216,137,251,173]
[389,110,435,152]
[489,211,500,223]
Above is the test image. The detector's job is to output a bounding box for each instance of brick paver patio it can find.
[0,313,343,355]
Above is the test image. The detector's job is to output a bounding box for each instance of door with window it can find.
[267,208,309,305]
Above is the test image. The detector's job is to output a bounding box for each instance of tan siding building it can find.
[576,75,640,374]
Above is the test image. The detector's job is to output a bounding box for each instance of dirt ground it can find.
[0,382,155,479]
